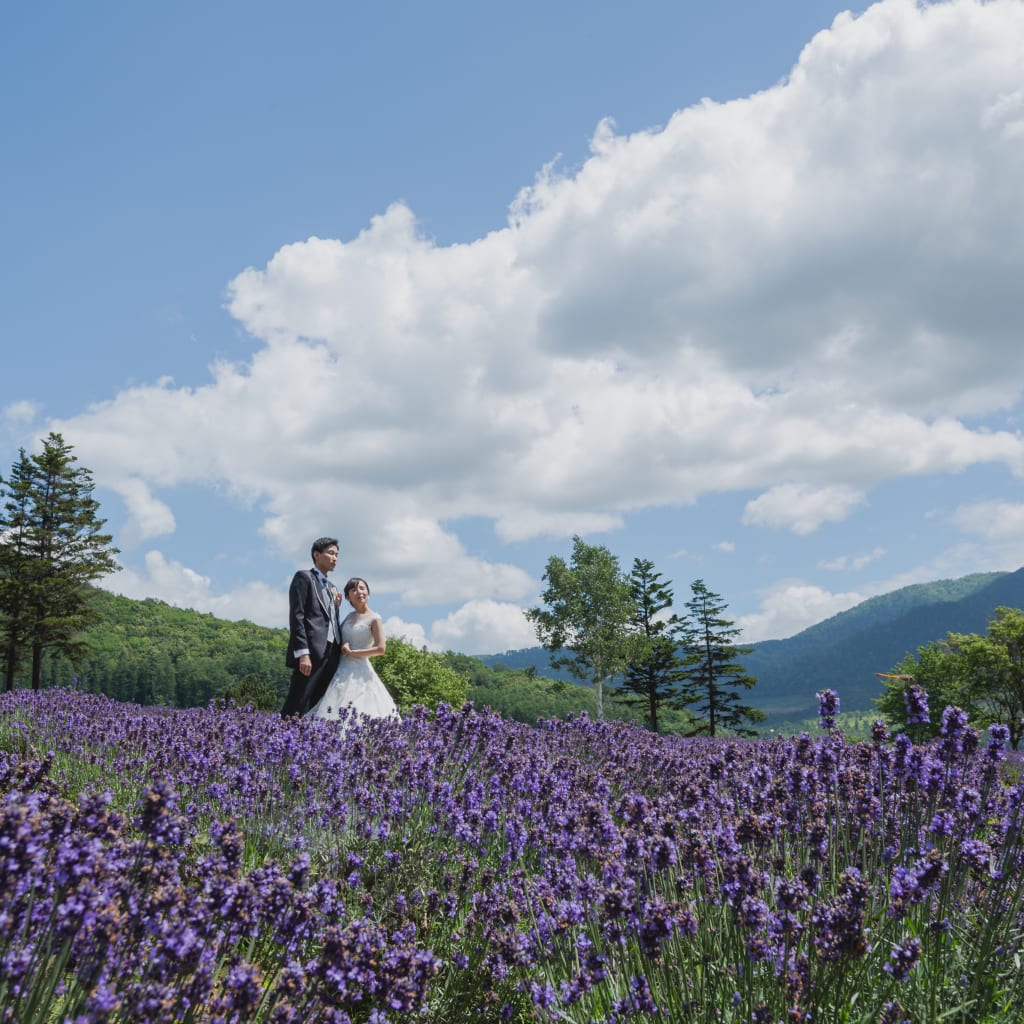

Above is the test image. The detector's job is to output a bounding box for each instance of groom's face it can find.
[313,545,339,576]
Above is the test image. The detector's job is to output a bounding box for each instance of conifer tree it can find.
[678,578,764,737]
[616,558,687,733]
[0,449,36,690]
[0,433,120,690]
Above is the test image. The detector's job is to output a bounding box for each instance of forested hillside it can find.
[36,589,291,708]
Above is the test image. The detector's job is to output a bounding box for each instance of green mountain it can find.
[481,569,1024,722]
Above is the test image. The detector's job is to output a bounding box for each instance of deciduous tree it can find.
[526,536,634,719]
[376,635,469,711]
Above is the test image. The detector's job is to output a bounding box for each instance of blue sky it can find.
[3,0,1024,655]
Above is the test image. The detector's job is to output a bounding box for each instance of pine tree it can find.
[616,558,687,733]
[678,578,764,737]
[0,433,120,690]
[0,449,36,690]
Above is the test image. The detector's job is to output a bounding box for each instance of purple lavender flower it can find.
[817,689,840,732]
[939,706,972,757]
[903,685,930,726]
[879,1001,911,1024]
[959,839,992,876]
[986,723,1010,763]
[883,937,922,982]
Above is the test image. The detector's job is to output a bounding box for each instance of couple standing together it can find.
[281,537,399,722]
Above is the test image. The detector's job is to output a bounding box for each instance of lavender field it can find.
[1,689,1022,1023]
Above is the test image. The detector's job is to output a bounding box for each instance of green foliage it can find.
[377,635,468,710]
[458,654,700,733]
[37,589,292,708]
[222,674,280,712]
[679,578,764,737]
[759,710,885,741]
[615,558,688,733]
[0,434,120,690]
[877,606,1024,747]
[876,645,964,741]
[526,535,636,719]
[22,590,469,713]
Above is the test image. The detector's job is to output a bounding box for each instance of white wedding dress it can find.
[307,613,399,722]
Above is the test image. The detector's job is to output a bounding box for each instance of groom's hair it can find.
[311,537,339,558]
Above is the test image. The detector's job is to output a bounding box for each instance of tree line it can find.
[526,536,765,736]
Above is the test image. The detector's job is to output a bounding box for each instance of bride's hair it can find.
[343,577,370,599]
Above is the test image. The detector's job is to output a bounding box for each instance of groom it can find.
[281,536,343,716]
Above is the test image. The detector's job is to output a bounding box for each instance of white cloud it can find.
[46,0,1024,642]
[743,483,866,535]
[951,500,1024,541]
[430,600,537,655]
[3,400,38,429]
[104,551,284,627]
[738,580,868,643]
[713,540,735,553]
[819,546,887,571]
[382,616,435,651]
[109,479,176,546]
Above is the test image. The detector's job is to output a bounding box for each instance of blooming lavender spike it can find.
[817,689,840,732]
[883,937,922,982]
[903,684,930,726]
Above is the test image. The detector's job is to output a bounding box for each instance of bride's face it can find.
[347,580,370,606]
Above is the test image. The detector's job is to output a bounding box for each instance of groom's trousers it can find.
[281,640,341,717]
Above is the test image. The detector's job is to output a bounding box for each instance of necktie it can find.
[320,576,338,644]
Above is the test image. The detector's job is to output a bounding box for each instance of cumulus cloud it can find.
[743,483,867,535]
[430,599,538,655]
[382,616,434,651]
[106,551,284,627]
[738,580,869,643]
[3,400,39,430]
[48,0,1024,647]
[951,500,1024,541]
[109,479,176,546]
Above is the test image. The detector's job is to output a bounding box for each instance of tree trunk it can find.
[31,644,43,690]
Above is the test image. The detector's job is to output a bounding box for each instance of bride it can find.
[307,577,399,722]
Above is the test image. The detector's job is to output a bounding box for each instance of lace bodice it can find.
[341,614,378,649]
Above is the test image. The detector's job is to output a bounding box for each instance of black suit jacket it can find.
[286,569,337,668]
[281,568,341,716]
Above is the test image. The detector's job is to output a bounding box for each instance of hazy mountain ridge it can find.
[481,569,1024,720]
